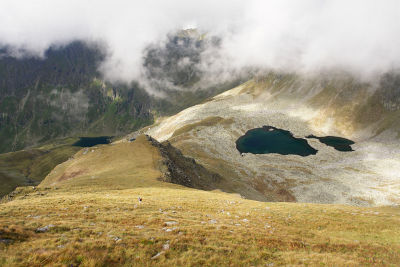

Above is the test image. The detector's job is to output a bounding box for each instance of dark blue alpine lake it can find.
[236,126,318,156]
[236,126,355,156]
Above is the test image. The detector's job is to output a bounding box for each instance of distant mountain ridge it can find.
[0,31,246,153]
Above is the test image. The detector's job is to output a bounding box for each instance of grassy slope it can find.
[0,138,81,197]
[0,137,399,266]
[39,135,163,190]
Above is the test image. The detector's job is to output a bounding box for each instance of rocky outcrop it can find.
[146,135,221,190]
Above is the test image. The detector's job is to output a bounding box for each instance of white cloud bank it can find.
[1,0,399,83]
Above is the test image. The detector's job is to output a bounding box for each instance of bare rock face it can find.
[146,135,221,191]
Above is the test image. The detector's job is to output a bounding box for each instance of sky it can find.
[1,0,399,83]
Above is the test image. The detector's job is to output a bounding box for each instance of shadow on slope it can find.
[0,138,81,197]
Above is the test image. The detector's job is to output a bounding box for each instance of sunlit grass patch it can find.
[1,186,399,266]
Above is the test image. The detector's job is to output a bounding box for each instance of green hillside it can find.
[0,42,153,153]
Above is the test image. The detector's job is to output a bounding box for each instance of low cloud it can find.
[1,0,399,85]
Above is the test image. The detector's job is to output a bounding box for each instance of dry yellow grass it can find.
[40,135,164,190]
[1,136,399,266]
[1,187,399,266]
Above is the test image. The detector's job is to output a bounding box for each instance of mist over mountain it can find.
[0,32,247,153]
[1,0,400,85]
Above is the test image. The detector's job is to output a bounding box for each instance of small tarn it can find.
[73,136,112,147]
[306,135,355,152]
